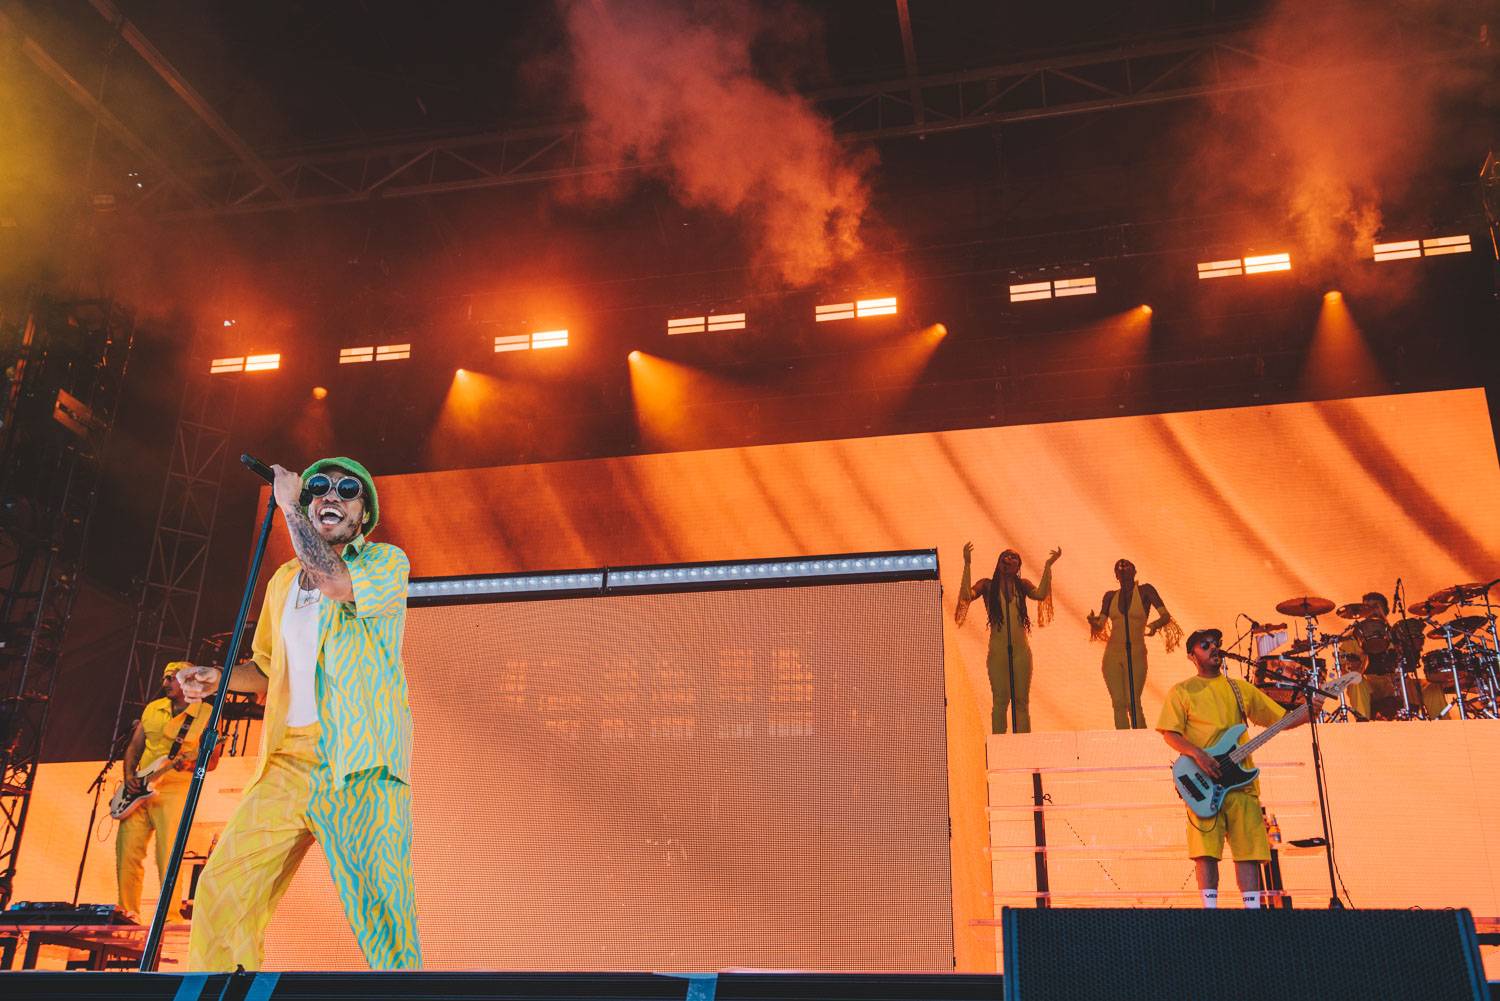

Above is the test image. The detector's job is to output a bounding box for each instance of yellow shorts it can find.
[1186,789,1270,862]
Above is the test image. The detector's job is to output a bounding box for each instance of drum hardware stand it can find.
[1390,580,1419,720]
[1468,586,1500,718]
[1432,622,1469,721]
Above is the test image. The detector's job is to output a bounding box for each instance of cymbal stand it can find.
[1321,630,1356,723]
[1469,591,1500,718]
[1435,623,1469,721]
[1300,611,1336,722]
[1390,581,1418,719]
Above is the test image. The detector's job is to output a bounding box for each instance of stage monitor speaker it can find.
[1001,907,1487,1001]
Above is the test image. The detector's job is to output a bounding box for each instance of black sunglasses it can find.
[1195,639,1220,650]
[305,473,364,502]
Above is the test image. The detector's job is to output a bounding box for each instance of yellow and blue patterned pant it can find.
[187,724,421,970]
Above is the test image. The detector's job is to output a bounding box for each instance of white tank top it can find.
[281,578,322,727]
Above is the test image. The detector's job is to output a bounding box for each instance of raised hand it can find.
[1046,546,1062,565]
[177,664,221,703]
[962,541,974,565]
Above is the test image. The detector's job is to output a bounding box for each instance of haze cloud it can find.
[559,0,872,287]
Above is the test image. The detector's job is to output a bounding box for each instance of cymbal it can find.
[1430,581,1499,605]
[1408,599,1449,617]
[1336,602,1375,620]
[1426,617,1487,638]
[1276,595,1335,617]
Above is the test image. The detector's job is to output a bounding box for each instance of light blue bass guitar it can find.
[1171,671,1360,819]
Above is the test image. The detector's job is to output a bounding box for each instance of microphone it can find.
[1218,649,1255,665]
[241,454,312,506]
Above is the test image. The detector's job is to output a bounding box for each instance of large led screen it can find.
[264,579,954,970]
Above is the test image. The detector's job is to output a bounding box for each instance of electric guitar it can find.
[109,704,211,820]
[1171,671,1360,819]
[108,753,188,820]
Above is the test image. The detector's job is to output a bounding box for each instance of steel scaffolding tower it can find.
[0,297,134,907]
[109,364,238,766]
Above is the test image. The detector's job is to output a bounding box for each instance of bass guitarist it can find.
[115,661,220,921]
[1156,628,1317,909]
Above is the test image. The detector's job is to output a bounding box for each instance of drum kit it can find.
[1246,580,1500,721]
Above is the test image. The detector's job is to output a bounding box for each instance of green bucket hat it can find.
[301,456,379,536]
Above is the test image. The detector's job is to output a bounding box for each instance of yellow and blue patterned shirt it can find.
[249,535,412,790]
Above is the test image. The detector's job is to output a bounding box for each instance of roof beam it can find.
[147,26,1484,219]
[894,0,923,131]
[0,8,206,208]
[87,0,291,200]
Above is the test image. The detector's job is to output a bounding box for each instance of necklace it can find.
[295,577,320,609]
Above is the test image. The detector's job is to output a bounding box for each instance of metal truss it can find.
[0,297,134,908]
[109,367,238,763]
[132,27,1373,219]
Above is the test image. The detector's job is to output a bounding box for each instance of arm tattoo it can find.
[284,506,344,583]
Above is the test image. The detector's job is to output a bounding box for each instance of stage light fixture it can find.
[667,312,747,335]
[1372,234,1470,261]
[493,334,529,353]
[339,346,375,364]
[222,319,236,327]
[1372,240,1421,262]
[628,349,642,361]
[1243,253,1291,274]
[1008,281,1052,303]
[531,329,569,350]
[1009,276,1097,302]
[375,343,411,362]
[1420,234,1471,256]
[1197,259,1243,279]
[209,356,244,374]
[1197,253,1290,279]
[243,353,281,372]
[311,386,329,400]
[815,297,897,322]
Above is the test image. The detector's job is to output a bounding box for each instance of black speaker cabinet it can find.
[1001,907,1487,1001]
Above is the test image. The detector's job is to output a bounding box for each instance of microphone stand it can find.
[72,727,132,907]
[138,486,279,971]
[1299,675,1345,909]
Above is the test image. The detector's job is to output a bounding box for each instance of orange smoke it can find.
[560,0,872,287]
[1194,1,1480,268]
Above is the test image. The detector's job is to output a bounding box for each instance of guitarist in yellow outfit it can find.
[1156,628,1317,909]
[115,661,219,921]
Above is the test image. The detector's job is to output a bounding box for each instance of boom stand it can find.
[72,728,131,906]
[138,492,278,971]
[1299,678,1344,909]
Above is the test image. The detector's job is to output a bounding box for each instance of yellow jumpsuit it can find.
[1102,588,1150,730]
[116,699,208,918]
[960,566,1052,734]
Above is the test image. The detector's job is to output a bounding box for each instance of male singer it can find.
[178,457,419,969]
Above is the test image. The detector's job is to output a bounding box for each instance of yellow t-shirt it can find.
[139,697,210,770]
[1156,673,1285,795]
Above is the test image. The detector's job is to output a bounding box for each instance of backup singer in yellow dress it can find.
[957,543,1060,734]
[1087,559,1182,730]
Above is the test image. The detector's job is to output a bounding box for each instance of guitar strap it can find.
[166,705,206,761]
[1225,674,1248,726]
